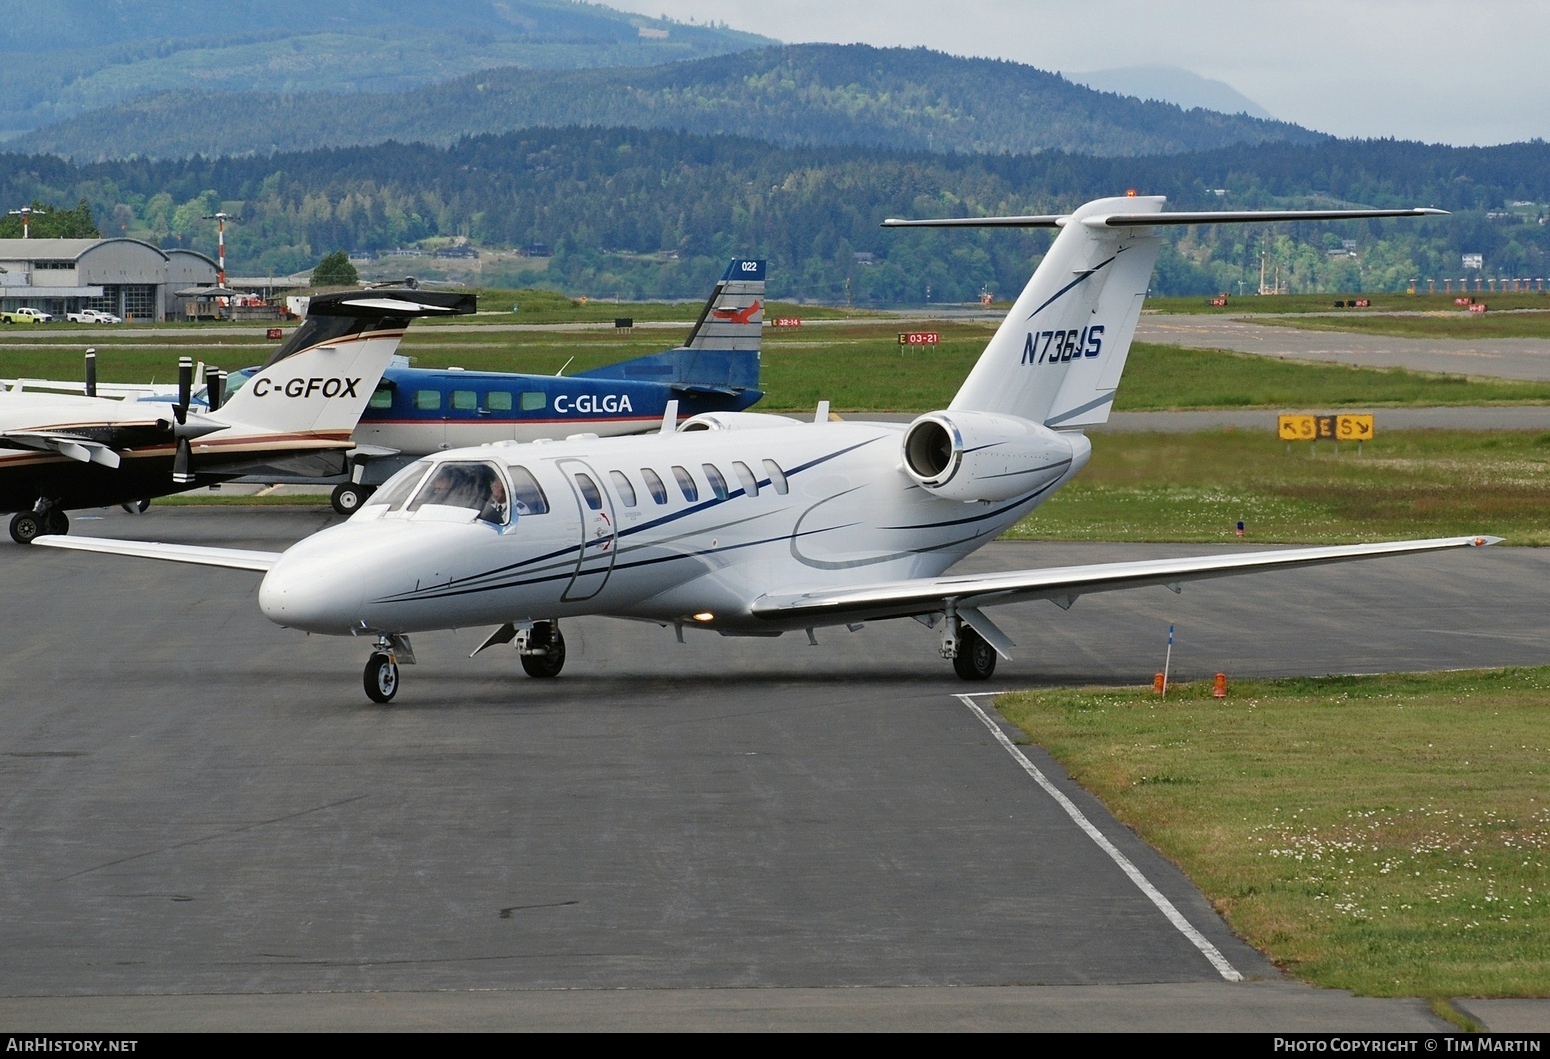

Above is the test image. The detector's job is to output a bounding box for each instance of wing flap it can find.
[3,431,123,468]
[752,536,1499,622]
[32,534,279,571]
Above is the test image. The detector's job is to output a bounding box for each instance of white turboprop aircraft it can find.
[0,287,474,542]
[37,195,1494,703]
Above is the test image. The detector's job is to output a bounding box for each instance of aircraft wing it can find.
[2,430,125,468]
[31,534,280,571]
[751,536,1498,636]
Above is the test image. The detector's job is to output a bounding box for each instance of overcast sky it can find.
[605,0,1546,147]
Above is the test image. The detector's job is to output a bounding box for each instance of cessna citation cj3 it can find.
[37,196,1496,703]
[0,287,474,543]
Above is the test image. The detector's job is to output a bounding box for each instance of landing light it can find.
[693,612,715,623]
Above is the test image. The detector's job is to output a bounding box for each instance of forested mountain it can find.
[3,129,1544,303]
[29,44,1324,162]
[0,0,770,139]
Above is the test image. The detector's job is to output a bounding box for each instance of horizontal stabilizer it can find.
[33,534,280,571]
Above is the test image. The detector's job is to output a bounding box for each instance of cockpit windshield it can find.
[360,459,549,526]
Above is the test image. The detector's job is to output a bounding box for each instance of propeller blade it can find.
[84,348,96,398]
[172,437,193,485]
[176,356,193,424]
[207,369,225,412]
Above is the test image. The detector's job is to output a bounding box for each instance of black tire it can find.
[952,625,997,681]
[42,510,68,536]
[9,511,41,544]
[331,483,369,516]
[519,622,566,678]
[363,652,399,703]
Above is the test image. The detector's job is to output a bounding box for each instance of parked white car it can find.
[65,308,122,324]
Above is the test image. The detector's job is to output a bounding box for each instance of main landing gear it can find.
[517,621,566,678]
[10,503,67,545]
[939,609,997,681]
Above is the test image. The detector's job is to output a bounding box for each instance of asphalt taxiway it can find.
[1,507,1545,1031]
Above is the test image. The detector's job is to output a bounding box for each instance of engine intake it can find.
[901,410,1089,502]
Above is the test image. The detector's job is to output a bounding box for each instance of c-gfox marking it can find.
[36,195,1485,705]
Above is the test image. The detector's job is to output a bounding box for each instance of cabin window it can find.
[413,389,441,411]
[520,392,547,411]
[368,384,394,410]
[732,461,758,497]
[641,468,668,505]
[763,458,789,495]
[451,389,477,411]
[702,464,729,501]
[485,391,513,412]
[574,472,603,511]
[508,467,549,515]
[671,465,698,502]
[609,470,637,507]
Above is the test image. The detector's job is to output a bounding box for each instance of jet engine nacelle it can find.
[678,411,803,432]
[900,410,1090,503]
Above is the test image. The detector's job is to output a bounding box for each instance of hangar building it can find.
[0,238,218,322]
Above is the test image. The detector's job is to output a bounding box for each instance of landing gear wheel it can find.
[9,511,41,544]
[952,625,997,681]
[43,510,68,535]
[331,483,371,516]
[519,622,566,678]
[363,652,399,703]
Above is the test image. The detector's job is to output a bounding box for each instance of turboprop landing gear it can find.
[11,501,67,544]
[518,621,566,678]
[331,482,373,516]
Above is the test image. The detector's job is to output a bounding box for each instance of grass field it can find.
[8,308,1550,411]
[996,668,1550,997]
[1010,429,1550,545]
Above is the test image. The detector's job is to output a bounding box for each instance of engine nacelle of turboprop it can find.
[678,411,803,432]
[900,410,1090,502]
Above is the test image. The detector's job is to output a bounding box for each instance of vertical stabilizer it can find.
[884,197,1443,430]
[684,259,765,350]
[213,288,476,437]
[947,196,1163,428]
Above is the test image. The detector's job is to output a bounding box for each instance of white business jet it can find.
[37,195,1492,703]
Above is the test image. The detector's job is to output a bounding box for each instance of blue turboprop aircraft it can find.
[215,259,766,513]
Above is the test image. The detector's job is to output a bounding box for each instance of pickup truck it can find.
[65,308,121,324]
[1,307,52,324]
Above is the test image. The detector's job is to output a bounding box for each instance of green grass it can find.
[996,669,1550,997]
[1009,430,1550,545]
[1116,343,1550,409]
[8,314,1550,412]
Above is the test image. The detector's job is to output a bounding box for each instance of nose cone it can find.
[259,531,370,634]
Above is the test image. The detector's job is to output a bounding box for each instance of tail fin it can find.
[213,288,475,437]
[683,259,765,350]
[884,197,1444,429]
[577,257,764,399]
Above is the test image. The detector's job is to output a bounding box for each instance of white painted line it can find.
[956,693,1243,983]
